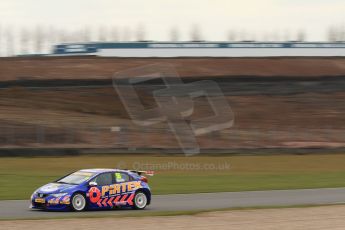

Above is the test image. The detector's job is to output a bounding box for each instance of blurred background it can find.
[0,0,344,154]
[0,0,345,56]
[1,0,345,214]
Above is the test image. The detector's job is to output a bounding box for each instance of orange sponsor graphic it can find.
[89,187,102,203]
[89,181,141,204]
[60,195,71,205]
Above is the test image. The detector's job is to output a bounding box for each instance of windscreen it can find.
[57,171,95,185]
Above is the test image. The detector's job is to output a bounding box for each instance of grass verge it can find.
[1,154,345,200]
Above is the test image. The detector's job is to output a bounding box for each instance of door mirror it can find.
[89,181,97,187]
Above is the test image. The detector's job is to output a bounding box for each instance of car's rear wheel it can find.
[133,191,148,210]
[71,193,86,211]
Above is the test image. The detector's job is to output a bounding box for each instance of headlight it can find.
[30,190,38,200]
[51,193,68,197]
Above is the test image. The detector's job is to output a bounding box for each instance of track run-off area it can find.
[1,187,345,220]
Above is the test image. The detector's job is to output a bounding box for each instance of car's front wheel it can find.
[71,193,86,211]
[133,191,148,210]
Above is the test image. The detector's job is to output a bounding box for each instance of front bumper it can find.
[31,194,71,211]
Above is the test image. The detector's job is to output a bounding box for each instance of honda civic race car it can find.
[30,169,153,211]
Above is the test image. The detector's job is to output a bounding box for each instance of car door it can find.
[113,171,136,206]
[87,172,114,209]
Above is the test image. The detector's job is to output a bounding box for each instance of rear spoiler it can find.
[128,170,154,176]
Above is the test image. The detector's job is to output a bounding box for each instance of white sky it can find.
[0,0,345,41]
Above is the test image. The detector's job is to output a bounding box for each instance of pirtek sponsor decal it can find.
[88,181,141,205]
[101,181,141,197]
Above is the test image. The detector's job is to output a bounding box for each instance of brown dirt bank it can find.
[1,57,345,152]
[0,57,345,81]
[2,205,345,230]
[0,85,345,150]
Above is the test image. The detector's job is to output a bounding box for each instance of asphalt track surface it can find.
[1,188,345,220]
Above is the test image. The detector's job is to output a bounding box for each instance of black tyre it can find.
[132,191,148,210]
[71,193,86,211]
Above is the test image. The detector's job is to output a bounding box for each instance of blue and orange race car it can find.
[30,169,153,211]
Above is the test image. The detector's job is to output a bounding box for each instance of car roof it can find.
[79,168,128,174]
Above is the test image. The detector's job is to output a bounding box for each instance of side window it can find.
[115,172,130,183]
[92,173,113,186]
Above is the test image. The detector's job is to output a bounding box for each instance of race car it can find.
[30,169,153,211]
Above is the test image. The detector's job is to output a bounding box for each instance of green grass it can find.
[1,154,345,200]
